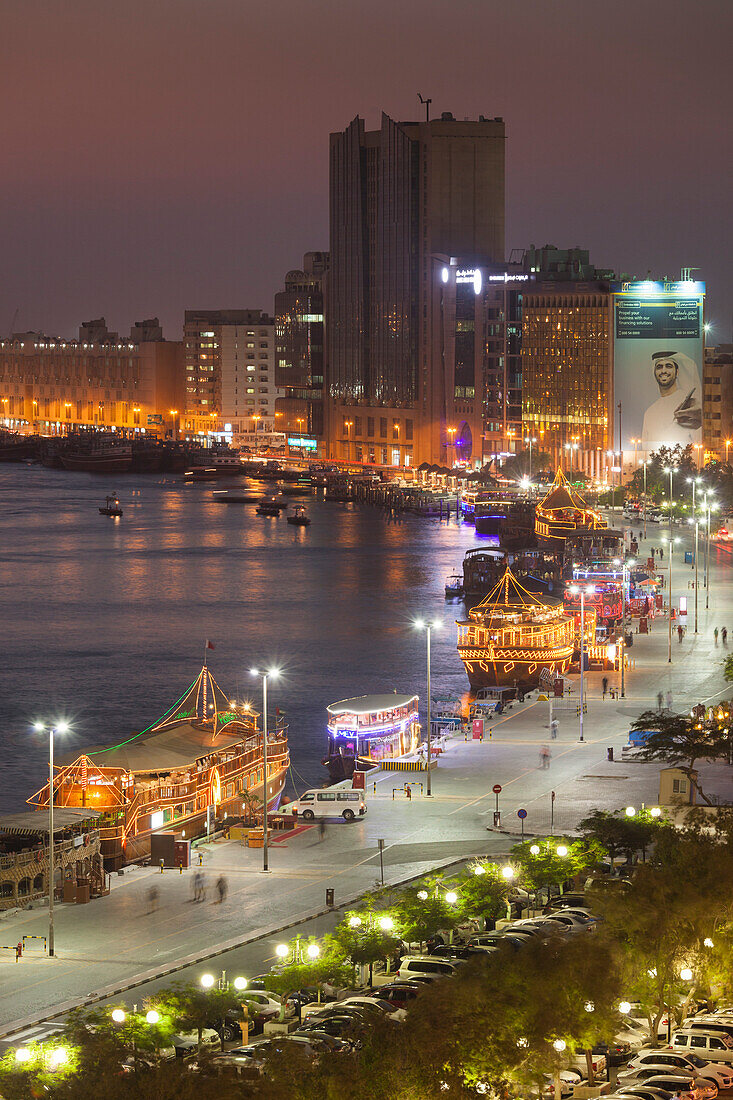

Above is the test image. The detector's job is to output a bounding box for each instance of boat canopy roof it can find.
[538,468,595,514]
[469,567,564,613]
[71,718,258,774]
[328,693,418,717]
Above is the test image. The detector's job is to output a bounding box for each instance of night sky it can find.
[2,0,731,340]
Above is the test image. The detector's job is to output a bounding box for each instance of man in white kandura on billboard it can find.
[640,350,702,449]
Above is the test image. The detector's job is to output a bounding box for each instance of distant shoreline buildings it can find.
[1,109,729,468]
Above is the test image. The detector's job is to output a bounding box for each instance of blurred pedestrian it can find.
[602,676,609,699]
[539,745,551,770]
[216,876,227,904]
[319,819,327,842]
[147,885,159,913]
[657,691,664,711]
[666,690,672,710]
[714,627,719,645]
[550,718,558,740]
[678,624,684,644]
[723,627,728,645]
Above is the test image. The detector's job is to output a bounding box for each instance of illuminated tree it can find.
[630,710,730,804]
[510,836,605,893]
[148,981,244,1050]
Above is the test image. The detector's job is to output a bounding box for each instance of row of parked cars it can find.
[598,1007,733,1100]
[207,897,611,1080]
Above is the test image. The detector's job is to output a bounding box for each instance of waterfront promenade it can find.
[0,514,731,1035]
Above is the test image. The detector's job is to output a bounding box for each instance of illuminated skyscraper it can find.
[327,111,505,465]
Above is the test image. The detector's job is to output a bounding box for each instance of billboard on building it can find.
[613,281,705,456]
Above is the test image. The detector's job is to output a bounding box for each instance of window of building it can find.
[354,416,362,436]
[380,417,387,439]
[405,419,413,440]
[367,417,374,437]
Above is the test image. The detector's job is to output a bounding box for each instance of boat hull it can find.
[458,645,573,691]
[61,454,133,473]
[101,766,288,870]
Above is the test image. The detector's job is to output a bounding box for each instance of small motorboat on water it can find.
[287,505,311,527]
[99,495,123,518]
[445,572,464,598]
[256,497,287,516]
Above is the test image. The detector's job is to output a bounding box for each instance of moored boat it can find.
[323,694,420,782]
[445,572,464,598]
[27,663,289,869]
[257,496,287,515]
[535,469,606,549]
[61,445,132,473]
[457,566,574,692]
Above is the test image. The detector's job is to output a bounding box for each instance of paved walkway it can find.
[0,514,730,1033]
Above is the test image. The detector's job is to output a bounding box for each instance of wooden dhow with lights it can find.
[457,567,575,691]
[535,469,607,549]
[27,664,289,870]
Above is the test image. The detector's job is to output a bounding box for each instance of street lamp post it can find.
[569,586,594,741]
[662,538,681,663]
[33,721,69,957]
[726,439,731,465]
[703,494,717,610]
[613,557,634,697]
[663,466,677,542]
[344,420,353,463]
[524,436,536,483]
[415,619,440,795]
[689,517,700,634]
[249,667,280,872]
[642,461,648,540]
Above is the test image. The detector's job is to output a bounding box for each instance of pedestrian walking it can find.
[319,819,327,842]
[192,871,202,902]
[199,874,207,902]
[215,876,227,904]
[666,690,672,710]
[657,691,664,710]
[678,624,684,644]
[659,547,664,560]
[602,676,609,699]
[405,785,412,801]
[714,627,719,645]
[147,885,159,913]
[539,745,551,770]
[723,627,728,645]
[550,718,558,740]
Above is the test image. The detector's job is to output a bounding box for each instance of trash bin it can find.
[607,747,614,762]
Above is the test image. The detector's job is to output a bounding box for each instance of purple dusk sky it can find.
[1,0,731,340]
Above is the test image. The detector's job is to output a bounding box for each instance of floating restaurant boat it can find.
[61,444,133,474]
[323,694,421,782]
[456,567,574,692]
[535,469,606,549]
[27,664,289,869]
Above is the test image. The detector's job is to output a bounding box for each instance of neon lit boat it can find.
[27,664,288,869]
[457,567,574,691]
[535,469,606,548]
[324,694,420,782]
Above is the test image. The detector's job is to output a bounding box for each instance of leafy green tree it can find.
[577,808,662,862]
[148,981,244,1049]
[510,836,605,893]
[240,788,263,825]
[453,860,511,928]
[630,710,730,804]
[265,934,354,1001]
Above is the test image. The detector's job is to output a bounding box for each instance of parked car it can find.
[161,1028,222,1059]
[305,996,404,1023]
[290,1028,352,1053]
[366,983,422,1009]
[545,894,588,911]
[633,1075,715,1100]
[396,955,458,981]
[279,788,366,822]
[671,1032,733,1065]
[622,1050,733,1089]
[296,1015,366,1043]
[429,943,493,960]
[611,1088,673,1100]
[681,1018,733,1040]
[592,1038,633,1065]
[569,1050,606,1077]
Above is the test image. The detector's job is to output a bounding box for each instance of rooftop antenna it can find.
[417,93,431,122]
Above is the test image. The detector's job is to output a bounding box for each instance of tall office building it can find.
[327,111,505,465]
[183,310,282,438]
[274,252,328,445]
[519,247,617,475]
[702,344,732,459]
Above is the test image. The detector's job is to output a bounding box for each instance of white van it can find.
[672,1030,733,1066]
[282,788,366,822]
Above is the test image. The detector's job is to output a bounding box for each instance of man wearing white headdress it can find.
[640,350,702,449]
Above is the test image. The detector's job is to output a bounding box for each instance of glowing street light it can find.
[379,916,394,932]
[650,806,662,818]
[445,891,458,905]
[704,938,714,948]
[200,973,216,989]
[111,1009,126,1024]
[556,845,568,857]
[250,666,280,872]
[530,844,540,856]
[473,864,486,876]
[553,1039,567,1052]
[275,943,289,958]
[414,619,441,795]
[680,967,693,981]
[15,1048,32,1063]
[501,865,515,880]
[233,977,248,991]
[417,889,429,901]
[31,720,70,957]
[348,915,363,928]
[145,1010,160,1025]
[619,1001,631,1015]
[306,943,320,959]
[625,806,636,817]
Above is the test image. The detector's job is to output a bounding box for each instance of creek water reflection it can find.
[0,467,486,810]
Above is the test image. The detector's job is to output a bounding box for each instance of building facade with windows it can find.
[0,318,183,435]
[274,252,328,444]
[183,310,282,438]
[326,110,505,466]
[703,344,733,460]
